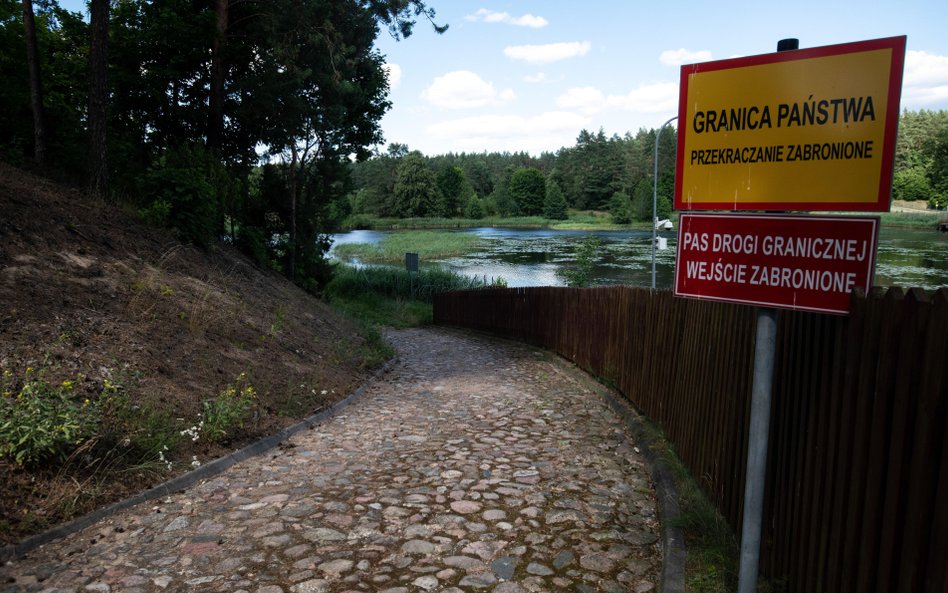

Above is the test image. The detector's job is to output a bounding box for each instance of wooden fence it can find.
[433,286,947,593]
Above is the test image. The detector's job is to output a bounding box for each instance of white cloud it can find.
[555,82,679,115]
[383,63,402,90]
[426,111,591,154]
[605,82,680,113]
[556,86,605,114]
[465,8,548,28]
[902,50,948,105]
[510,14,548,28]
[505,42,591,64]
[659,48,713,66]
[524,72,548,84]
[421,70,515,109]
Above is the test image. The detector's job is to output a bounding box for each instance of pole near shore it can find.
[736,36,798,593]
[652,116,678,289]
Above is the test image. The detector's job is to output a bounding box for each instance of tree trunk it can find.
[88,0,109,198]
[208,0,228,152]
[22,0,46,166]
[288,144,299,280]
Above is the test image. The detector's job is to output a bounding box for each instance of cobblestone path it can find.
[1,328,663,593]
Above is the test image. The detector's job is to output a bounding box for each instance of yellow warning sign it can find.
[675,36,905,212]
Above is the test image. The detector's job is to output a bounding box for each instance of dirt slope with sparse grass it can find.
[0,163,378,544]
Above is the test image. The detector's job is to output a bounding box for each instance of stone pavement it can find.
[1,327,663,593]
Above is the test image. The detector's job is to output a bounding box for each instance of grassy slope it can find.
[0,163,380,543]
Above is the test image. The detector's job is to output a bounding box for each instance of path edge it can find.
[544,351,687,593]
[0,359,396,562]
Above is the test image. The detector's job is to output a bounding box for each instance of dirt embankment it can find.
[0,163,374,544]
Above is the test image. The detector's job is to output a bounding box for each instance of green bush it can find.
[465,195,484,219]
[142,144,231,245]
[139,198,172,227]
[0,369,99,466]
[893,166,933,201]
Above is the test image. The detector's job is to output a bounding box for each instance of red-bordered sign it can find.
[675,36,905,212]
[674,213,879,314]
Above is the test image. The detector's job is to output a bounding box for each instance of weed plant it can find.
[637,420,739,593]
[0,363,259,472]
[0,369,99,466]
[196,372,258,443]
[557,236,602,287]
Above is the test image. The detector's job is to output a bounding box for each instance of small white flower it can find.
[191,456,201,468]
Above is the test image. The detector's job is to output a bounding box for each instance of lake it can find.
[331,226,948,291]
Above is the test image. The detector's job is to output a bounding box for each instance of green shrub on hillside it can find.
[142,144,236,245]
[0,369,98,467]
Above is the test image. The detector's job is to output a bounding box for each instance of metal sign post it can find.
[738,38,793,593]
[738,306,778,593]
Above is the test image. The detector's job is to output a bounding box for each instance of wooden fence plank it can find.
[898,289,947,593]
[858,289,907,593]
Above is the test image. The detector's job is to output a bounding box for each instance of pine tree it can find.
[543,180,568,220]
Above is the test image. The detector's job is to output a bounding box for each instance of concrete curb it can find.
[540,352,687,593]
[0,358,396,562]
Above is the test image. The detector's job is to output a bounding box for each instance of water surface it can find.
[331,226,947,291]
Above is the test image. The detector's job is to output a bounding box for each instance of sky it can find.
[58,0,948,157]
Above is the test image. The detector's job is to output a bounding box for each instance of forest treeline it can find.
[348,110,948,223]
[348,128,678,225]
[2,1,947,292]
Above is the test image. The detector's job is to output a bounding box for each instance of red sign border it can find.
[674,213,880,314]
[674,36,906,213]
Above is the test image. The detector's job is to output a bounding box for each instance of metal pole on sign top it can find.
[737,36,798,593]
[652,115,678,289]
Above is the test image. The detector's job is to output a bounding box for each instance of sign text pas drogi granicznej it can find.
[674,36,905,212]
[674,213,879,314]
